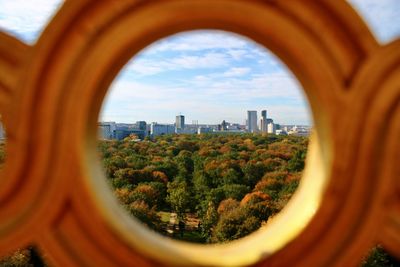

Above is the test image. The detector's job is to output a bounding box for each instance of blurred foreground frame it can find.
[0,0,399,266]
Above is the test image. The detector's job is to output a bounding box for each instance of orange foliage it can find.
[254,179,275,192]
[240,191,271,206]
[219,145,231,154]
[217,198,240,214]
[134,184,157,197]
[152,171,168,183]
[243,138,256,150]
[198,147,211,156]
[286,172,302,182]
[114,188,131,205]
[151,156,164,163]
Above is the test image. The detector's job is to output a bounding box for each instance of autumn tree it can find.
[166,181,192,220]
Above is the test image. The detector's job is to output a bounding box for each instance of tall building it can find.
[247,111,258,133]
[176,115,185,131]
[135,121,147,131]
[260,110,267,133]
[261,110,267,118]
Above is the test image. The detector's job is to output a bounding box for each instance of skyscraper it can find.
[176,115,185,130]
[260,110,267,133]
[247,111,258,133]
[136,121,147,131]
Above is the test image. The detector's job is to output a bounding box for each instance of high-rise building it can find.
[247,111,258,133]
[260,110,267,133]
[261,110,267,118]
[176,115,185,130]
[136,121,147,131]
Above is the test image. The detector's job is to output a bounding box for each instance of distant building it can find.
[275,129,287,135]
[267,122,275,134]
[227,123,241,130]
[247,111,258,133]
[197,127,213,134]
[98,121,116,139]
[176,115,185,131]
[135,121,147,131]
[260,110,267,133]
[218,120,228,131]
[151,123,175,137]
[114,127,146,140]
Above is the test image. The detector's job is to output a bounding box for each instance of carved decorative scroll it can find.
[0,1,398,266]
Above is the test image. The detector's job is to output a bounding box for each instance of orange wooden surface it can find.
[0,1,399,266]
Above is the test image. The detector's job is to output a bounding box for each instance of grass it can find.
[158,211,171,223]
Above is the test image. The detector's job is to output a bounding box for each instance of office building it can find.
[260,110,267,133]
[247,111,258,133]
[197,127,213,134]
[176,115,185,130]
[267,122,276,134]
[136,121,147,131]
[151,123,175,137]
[98,121,116,140]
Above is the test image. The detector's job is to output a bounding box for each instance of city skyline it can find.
[0,1,399,125]
[99,110,311,141]
[99,110,310,127]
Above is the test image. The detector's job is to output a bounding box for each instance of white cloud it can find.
[223,67,251,77]
[126,52,229,76]
[347,0,400,43]
[187,70,304,100]
[226,49,249,60]
[101,69,311,124]
[0,0,64,43]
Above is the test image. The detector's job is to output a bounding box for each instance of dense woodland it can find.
[99,133,305,243]
[0,137,398,266]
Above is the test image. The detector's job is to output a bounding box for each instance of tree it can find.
[211,207,260,243]
[166,181,192,220]
[217,198,240,215]
[242,161,267,187]
[287,149,306,172]
[361,245,400,267]
[221,168,242,185]
[222,184,250,201]
[128,201,161,231]
[201,201,218,238]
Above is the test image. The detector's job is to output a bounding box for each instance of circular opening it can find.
[92,30,329,266]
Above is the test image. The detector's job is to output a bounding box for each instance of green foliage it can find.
[97,133,308,243]
[211,207,261,243]
[201,202,218,238]
[0,247,48,267]
[128,201,161,231]
[243,161,267,187]
[287,149,306,172]
[361,245,399,267]
[221,184,250,200]
[166,181,192,220]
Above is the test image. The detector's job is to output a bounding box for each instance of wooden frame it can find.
[0,0,399,266]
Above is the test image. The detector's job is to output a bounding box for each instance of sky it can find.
[0,1,399,125]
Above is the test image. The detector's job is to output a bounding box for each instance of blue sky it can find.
[0,1,399,125]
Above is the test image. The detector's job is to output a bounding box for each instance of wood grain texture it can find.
[0,0,398,266]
